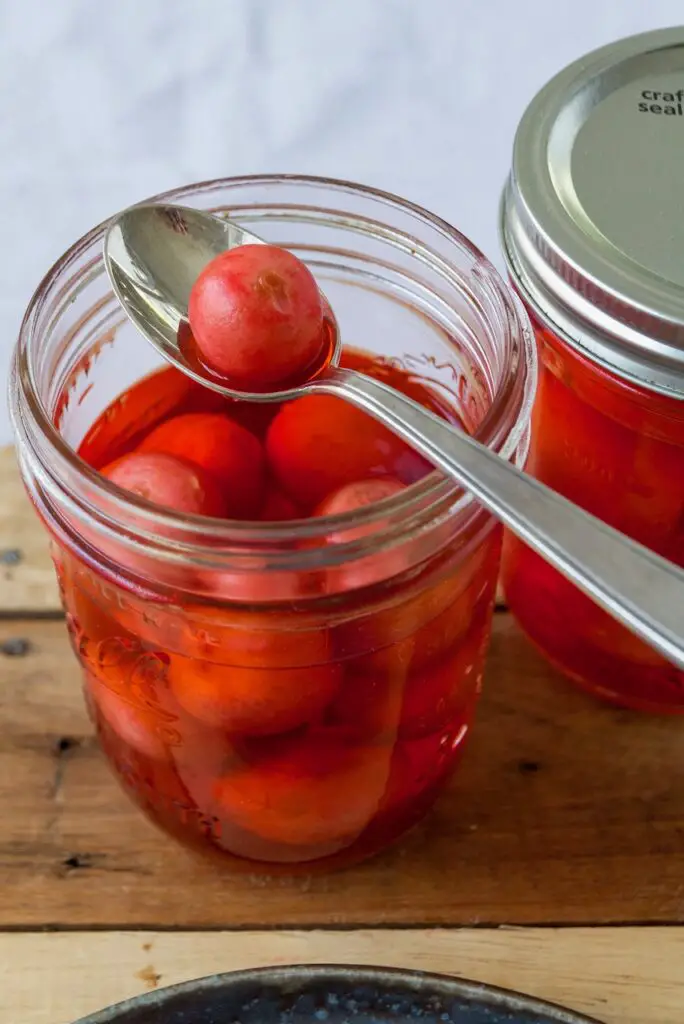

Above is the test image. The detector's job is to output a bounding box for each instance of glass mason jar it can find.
[501,28,684,713]
[11,175,535,870]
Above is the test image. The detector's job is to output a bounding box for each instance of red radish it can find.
[188,244,324,389]
[311,476,408,591]
[169,655,340,738]
[139,412,266,518]
[314,476,405,538]
[266,395,429,509]
[168,614,339,739]
[212,727,392,849]
[86,670,178,762]
[102,451,227,517]
[85,669,234,780]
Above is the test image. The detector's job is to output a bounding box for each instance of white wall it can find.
[3,0,682,444]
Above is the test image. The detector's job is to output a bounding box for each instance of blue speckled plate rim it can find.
[71,963,604,1024]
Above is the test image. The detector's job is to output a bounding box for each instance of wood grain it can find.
[2,927,684,1024]
[0,447,59,613]
[2,613,684,930]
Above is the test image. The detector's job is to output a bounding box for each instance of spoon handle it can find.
[319,366,684,670]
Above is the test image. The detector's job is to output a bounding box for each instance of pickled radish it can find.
[213,729,392,849]
[313,476,408,591]
[188,244,324,388]
[314,476,405,528]
[168,655,340,737]
[86,671,177,761]
[266,395,429,508]
[102,451,227,517]
[139,412,266,518]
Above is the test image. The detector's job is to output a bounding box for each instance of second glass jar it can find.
[501,27,684,712]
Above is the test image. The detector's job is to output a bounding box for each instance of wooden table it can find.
[2,445,683,1024]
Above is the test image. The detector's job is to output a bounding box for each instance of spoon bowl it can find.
[104,203,342,403]
[103,201,684,670]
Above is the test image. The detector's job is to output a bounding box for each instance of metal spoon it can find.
[104,202,684,669]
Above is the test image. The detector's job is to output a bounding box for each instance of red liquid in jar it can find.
[59,348,500,870]
[503,315,684,713]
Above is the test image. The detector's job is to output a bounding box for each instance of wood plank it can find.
[2,614,684,930]
[1,927,683,1024]
[0,446,59,613]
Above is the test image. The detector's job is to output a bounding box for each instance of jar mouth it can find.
[11,174,536,570]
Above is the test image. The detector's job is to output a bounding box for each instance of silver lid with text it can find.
[501,26,684,396]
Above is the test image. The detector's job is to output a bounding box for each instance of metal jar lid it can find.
[501,26,684,397]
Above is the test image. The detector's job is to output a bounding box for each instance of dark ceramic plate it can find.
[74,964,603,1024]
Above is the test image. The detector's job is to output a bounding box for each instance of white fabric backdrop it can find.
[2,0,682,443]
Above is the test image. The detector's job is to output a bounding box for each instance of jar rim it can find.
[11,173,536,569]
